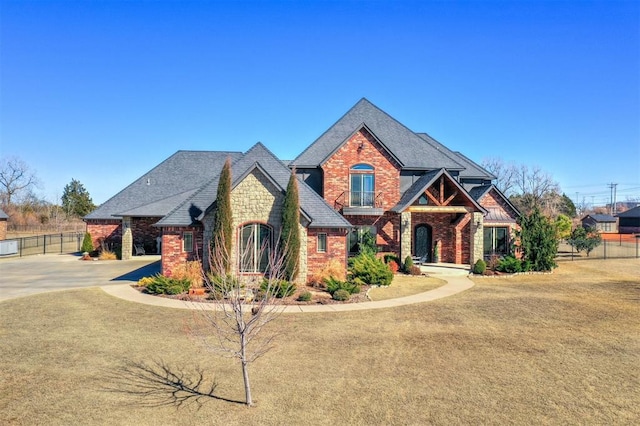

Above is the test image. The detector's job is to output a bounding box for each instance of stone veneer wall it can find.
[161,226,203,276]
[202,168,310,284]
[86,219,122,251]
[0,219,7,240]
[306,228,348,281]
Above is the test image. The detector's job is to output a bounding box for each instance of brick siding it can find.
[306,228,348,281]
[86,219,122,251]
[132,217,162,253]
[161,226,203,276]
[0,220,6,241]
[411,212,471,264]
[322,128,401,211]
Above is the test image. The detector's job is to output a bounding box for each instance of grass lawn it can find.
[1,259,639,425]
[368,274,445,300]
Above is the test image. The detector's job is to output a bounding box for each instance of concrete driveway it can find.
[0,254,160,302]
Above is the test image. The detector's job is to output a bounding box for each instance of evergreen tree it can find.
[81,232,94,253]
[280,172,300,281]
[518,207,558,271]
[62,179,95,217]
[212,158,233,274]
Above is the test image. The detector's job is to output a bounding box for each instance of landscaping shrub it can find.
[260,279,296,299]
[409,265,422,276]
[388,260,399,273]
[496,256,524,273]
[332,289,350,301]
[403,256,414,273]
[98,249,117,260]
[297,291,312,302]
[137,276,155,287]
[486,255,501,271]
[348,253,393,286]
[473,259,486,275]
[307,258,345,289]
[172,261,204,288]
[81,232,93,253]
[206,273,241,297]
[145,274,191,295]
[383,254,401,265]
[325,276,360,295]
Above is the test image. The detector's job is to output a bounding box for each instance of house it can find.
[616,206,640,234]
[581,214,618,233]
[0,208,8,240]
[85,98,520,281]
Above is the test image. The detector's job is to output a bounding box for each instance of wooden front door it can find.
[414,224,432,261]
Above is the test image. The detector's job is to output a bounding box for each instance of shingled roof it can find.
[0,208,8,220]
[415,133,495,180]
[157,143,352,229]
[290,98,466,171]
[85,150,242,220]
[469,184,521,222]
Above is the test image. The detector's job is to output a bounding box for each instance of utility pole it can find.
[608,183,618,215]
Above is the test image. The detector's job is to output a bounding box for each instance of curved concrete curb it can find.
[100,274,474,313]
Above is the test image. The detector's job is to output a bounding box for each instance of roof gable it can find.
[583,214,617,223]
[158,143,351,229]
[392,168,485,213]
[291,98,465,170]
[415,133,495,180]
[469,184,521,219]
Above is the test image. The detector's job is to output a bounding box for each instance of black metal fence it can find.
[557,238,640,261]
[0,232,83,257]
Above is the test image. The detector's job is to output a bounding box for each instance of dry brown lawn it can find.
[1,259,638,425]
[368,274,445,300]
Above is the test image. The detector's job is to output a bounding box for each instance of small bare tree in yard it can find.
[187,231,294,407]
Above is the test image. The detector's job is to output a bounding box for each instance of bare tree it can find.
[481,157,517,196]
[0,156,40,206]
[187,231,293,407]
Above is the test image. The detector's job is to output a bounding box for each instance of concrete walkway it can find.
[100,264,474,313]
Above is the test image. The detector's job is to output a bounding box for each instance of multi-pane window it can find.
[483,227,509,257]
[183,232,193,252]
[350,164,375,207]
[317,233,327,253]
[239,223,272,273]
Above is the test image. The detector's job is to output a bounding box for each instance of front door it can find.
[414,224,432,261]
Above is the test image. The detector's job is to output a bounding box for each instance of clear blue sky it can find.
[1,0,639,207]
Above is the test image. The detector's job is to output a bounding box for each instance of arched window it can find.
[350,164,375,207]
[239,223,272,273]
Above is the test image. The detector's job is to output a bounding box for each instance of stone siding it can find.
[201,168,310,284]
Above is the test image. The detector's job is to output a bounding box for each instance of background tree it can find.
[567,226,602,257]
[280,172,300,281]
[518,207,558,271]
[481,157,517,196]
[554,214,572,240]
[61,179,96,217]
[0,156,40,206]
[482,158,560,216]
[211,158,233,274]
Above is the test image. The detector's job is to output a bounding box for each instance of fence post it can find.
[60,233,63,253]
[43,235,46,255]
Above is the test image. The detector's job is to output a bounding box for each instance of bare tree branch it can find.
[0,156,40,206]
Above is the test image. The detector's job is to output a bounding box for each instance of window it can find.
[350,164,375,207]
[183,232,193,253]
[349,226,376,254]
[418,194,429,205]
[317,233,327,253]
[483,227,509,257]
[601,222,611,232]
[239,223,272,273]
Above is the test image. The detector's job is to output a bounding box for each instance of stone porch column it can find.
[470,212,484,265]
[121,216,132,260]
[400,211,412,263]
